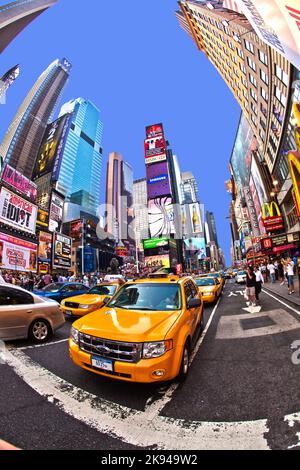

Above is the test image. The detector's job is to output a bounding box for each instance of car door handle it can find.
[27,310,33,314]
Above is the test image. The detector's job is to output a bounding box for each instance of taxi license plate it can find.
[65,310,73,316]
[91,355,113,372]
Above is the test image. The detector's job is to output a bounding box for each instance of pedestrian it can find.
[278,259,285,285]
[267,261,276,283]
[27,273,34,292]
[44,272,52,286]
[286,258,295,295]
[254,266,264,303]
[246,265,257,307]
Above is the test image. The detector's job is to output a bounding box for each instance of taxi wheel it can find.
[29,319,52,343]
[178,341,190,382]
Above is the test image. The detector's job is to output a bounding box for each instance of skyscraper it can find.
[0,65,20,103]
[55,98,103,216]
[133,178,149,254]
[206,211,219,249]
[0,0,57,54]
[105,152,134,244]
[0,58,71,178]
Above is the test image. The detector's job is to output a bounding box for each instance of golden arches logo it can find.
[262,202,281,220]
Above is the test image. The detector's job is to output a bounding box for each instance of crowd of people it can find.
[245,256,299,307]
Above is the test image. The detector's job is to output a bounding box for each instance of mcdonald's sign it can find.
[262,202,284,232]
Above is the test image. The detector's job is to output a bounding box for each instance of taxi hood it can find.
[73,306,181,343]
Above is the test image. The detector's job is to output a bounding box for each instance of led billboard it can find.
[0,233,37,273]
[53,233,72,270]
[0,187,37,235]
[33,114,72,181]
[38,231,52,263]
[146,161,171,199]
[144,136,167,165]
[146,123,164,139]
[148,197,175,238]
[2,164,37,201]
[48,191,64,233]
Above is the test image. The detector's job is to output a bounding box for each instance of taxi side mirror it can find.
[188,298,201,309]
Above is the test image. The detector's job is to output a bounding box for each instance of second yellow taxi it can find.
[194,276,222,304]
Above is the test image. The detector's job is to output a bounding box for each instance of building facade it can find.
[0,0,57,54]
[0,58,71,179]
[133,178,149,255]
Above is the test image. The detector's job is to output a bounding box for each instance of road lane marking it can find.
[4,348,270,450]
[216,309,300,340]
[8,339,69,352]
[262,290,300,316]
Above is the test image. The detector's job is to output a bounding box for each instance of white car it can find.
[236,271,247,284]
[0,284,65,343]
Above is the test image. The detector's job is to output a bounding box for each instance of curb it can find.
[263,286,300,308]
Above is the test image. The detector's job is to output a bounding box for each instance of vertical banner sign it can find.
[243,187,260,237]
[48,191,64,233]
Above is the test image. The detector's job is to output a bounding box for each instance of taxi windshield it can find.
[108,283,182,311]
[88,285,117,296]
[195,278,215,286]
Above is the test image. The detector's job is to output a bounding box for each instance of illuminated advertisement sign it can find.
[182,203,203,236]
[227,0,300,71]
[143,237,169,250]
[184,237,206,259]
[36,208,49,229]
[146,161,171,198]
[53,233,72,270]
[146,123,164,139]
[70,220,83,241]
[262,202,284,232]
[144,254,170,269]
[33,114,72,181]
[144,136,167,165]
[0,232,37,273]
[2,164,37,201]
[48,191,64,233]
[249,176,266,235]
[148,197,175,238]
[243,186,260,237]
[0,187,37,235]
[38,231,52,263]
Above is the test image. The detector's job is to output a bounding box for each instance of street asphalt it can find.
[1,280,300,450]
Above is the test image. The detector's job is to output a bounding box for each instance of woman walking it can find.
[246,265,257,307]
[286,258,295,295]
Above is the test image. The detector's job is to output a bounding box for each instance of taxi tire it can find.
[178,341,190,382]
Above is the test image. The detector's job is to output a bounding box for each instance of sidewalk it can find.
[263,277,300,307]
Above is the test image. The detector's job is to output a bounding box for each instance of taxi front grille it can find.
[65,302,80,309]
[79,333,142,363]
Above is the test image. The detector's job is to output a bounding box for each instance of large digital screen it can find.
[2,164,37,201]
[148,197,175,238]
[146,161,171,199]
[0,187,37,235]
[144,254,170,269]
[33,114,72,181]
[184,237,206,259]
[53,233,72,270]
[0,233,37,273]
[144,136,167,165]
[143,237,169,250]
[146,123,164,139]
[48,191,64,233]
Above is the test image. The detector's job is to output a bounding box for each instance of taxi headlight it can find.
[142,340,173,359]
[71,327,79,344]
[79,304,91,309]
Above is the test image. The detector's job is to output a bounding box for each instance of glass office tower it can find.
[56,98,103,216]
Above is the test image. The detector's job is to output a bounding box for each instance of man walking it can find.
[267,261,276,283]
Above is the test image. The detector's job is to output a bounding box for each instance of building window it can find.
[260,69,269,85]
[249,73,257,87]
[237,48,244,59]
[261,87,268,102]
[250,88,258,102]
[275,86,287,106]
[258,50,268,66]
[244,40,254,54]
[260,117,266,130]
[260,103,268,118]
[247,57,256,71]
[240,63,246,74]
[269,135,277,153]
[276,65,289,86]
[251,102,257,115]
[251,114,257,125]
[259,129,265,142]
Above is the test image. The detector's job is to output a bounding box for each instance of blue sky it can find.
[0,0,241,264]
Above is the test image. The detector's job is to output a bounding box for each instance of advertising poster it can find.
[249,176,266,235]
[2,164,37,201]
[0,187,37,235]
[38,231,52,263]
[36,208,49,229]
[144,136,167,165]
[146,123,164,139]
[146,161,171,199]
[144,254,170,269]
[33,114,72,181]
[53,233,72,270]
[0,233,37,273]
[184,238,206,259]
[148,197,175,238]
[143,237,169,250]
[70,220,83,241]
[250,157,268,208]
[49,191,64,233]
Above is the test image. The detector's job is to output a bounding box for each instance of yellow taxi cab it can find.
[194,276,222,304]
[69,274,204,383]
[198,272,225,288]
[61,282,122,318]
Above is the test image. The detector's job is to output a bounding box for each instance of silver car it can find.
[0,284,65,343]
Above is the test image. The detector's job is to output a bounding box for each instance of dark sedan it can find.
[33,283,89,303]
